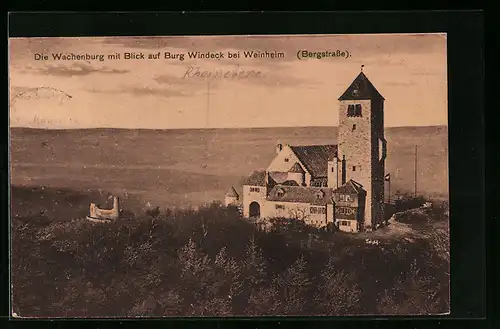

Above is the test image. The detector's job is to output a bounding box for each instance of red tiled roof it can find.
[338,71,384,101]
[267,185,336,206]
[289,145,338,178]
[243,170,266,187]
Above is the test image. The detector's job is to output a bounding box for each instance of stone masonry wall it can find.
[338,99,374,229]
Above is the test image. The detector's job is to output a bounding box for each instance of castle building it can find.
[242,70,387,233]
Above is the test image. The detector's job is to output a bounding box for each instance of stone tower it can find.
[336,70,387,230]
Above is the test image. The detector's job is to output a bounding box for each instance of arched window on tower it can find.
[347,104,362,117]
[355,104,362,116]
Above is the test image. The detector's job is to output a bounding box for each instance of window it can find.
[347,104,362,117]
[352,124,356,131]
[284,158,289,162]
[277,189,285,197]
[355,104,362,116]
[275,204,285,210]
[250,187,260,193]
[310,206,326,214]
[352,166,356,171]
[338,194,353,202]
[331,167,335,173]
[340,220,350,226]
[347,105,355,116]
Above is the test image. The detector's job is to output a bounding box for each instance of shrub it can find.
[11,196,449,317]
[394,194,426,212]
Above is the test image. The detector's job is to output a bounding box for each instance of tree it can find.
[242,236,267,287]
[274,255,311,315]
[177,238,214,312]
[178,238,211,277]
[246,284,281,316]
[130,294,162,317]
[215,247,244,298]
[314,257,361,315]
[240,236,272,315]
[287,207,310,222]
[376,259,443,315]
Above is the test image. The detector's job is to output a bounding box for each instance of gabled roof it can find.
[333,179,365,195]
[289,145,338,178]
[269,171,288,184]
[267,186,336,206]
[225,186,239,198]
[288,162,306,173]
[243,170,266,187]
[338,71,385,101]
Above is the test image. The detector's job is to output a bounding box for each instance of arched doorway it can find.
[249,201,260,218]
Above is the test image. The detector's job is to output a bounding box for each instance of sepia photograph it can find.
[9,33,450,318]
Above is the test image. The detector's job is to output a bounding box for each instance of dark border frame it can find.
[4,10,486,329]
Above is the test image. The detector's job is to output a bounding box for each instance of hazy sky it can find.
[9,34,447,129]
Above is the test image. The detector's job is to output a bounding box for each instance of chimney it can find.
[276,143,283,155]
[341,155,346,185]
[333,156,339,188]
[113,196,120,212]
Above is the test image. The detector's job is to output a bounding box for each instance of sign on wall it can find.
[335,206,357,219]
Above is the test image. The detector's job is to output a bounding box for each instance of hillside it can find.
[10,126,449,212]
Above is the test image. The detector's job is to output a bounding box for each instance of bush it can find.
[11,198,449,317]
[394,194,426,213]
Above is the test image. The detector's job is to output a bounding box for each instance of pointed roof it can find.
[333,179,365,195]
[338,71,384,101]
[289,145,338,178]
[226,186,239,198]
[269,171,289,184]
[288,162,306,173]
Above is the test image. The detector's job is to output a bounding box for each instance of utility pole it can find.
[206,80,210,128]
[388,178,391,203]
[414,145,418,197]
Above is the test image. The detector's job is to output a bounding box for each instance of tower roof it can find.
[225,186,239,198]
[338,71,385,101]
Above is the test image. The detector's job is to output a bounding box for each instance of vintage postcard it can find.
[9,34,449,318]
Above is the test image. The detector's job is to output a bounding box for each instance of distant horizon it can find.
[9,124,448,131]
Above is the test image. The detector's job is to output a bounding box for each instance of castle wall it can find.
[327,159,340,189]
[264,201,328,228]
[326,204,335,225]
[225,196,239,206]
[89,196,120,220]
[335,219,358,233]
[242,185,267,217]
